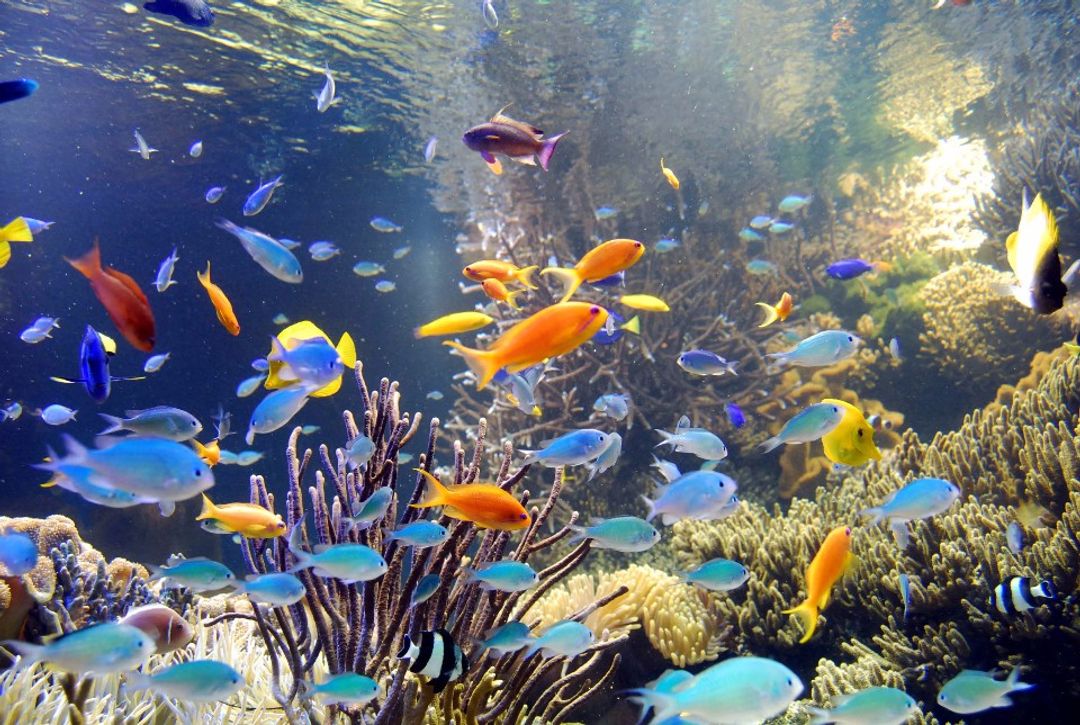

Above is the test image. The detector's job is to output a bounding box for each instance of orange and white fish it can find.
[482,278,525,309]
[444,301,608,389]
[783,525,856,643]
[413,469,530,530]
[67,239,156,352]
[541,239,645,302]
[196,494,286,539]
[755,292,794,328]
[197,261,240,336]
[660,157,680,190]
[462,260,539,289]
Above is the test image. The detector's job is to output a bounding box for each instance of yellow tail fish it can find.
[784,525,856,643]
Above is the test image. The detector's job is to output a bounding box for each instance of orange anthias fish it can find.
[413,469,531,530]
[444,301,608,389]
[541,239,645,302]
[197,261,240,336]
[196,494,286,539]
[783,525,856,643]
[755,292,794,328]
[462,260,539,289]
[66,239,156,352]
[191,439,221,467]
[482,278,525,309]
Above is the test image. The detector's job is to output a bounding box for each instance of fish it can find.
[523,620,594,659]
[475,621,532,656]
[268,336,344,390]
[988,577,1056,617]
[888,337,902,360]
[757,402,845,453]
[118,604,194,654]
[286,527,387,583]
[424,136,438,162]
[593,393,630,421]
[42,465,149,509]
[409,573,441,608]
[232,573,306,606]
[677,349,738,376]
[681,558,749,592]
[304,673,382,706]
[150,556,235,593]
[1006,521,1023,554]
[898,573,912,623]
[651,456,681,483]
[586,431,622,482]
[236,374,266,398]
[0,79,37,104]
[806,686,917,725]
[212,405,232,440]
[370,217,403,233]
[236,450,264,466]
[278,238,302,250]
[2,622,152,674]
[243,175,284,217]
[619,293,670,312]
[725,402,746,429]
[412,469,531,530]
[745,258,777,275]
[641,470,737,525]
[1001,191,1067,314]
[20,317,59,344]
[739,227,765,242]
[463,560,539,592]
[426,390,446,402]
[482,0,498,29]
[300,425,320,435]
[767,330,862,368]
[143,0,214,27]
[482,278,526,309]
[520,429,610,467]
[313,63,342,113]
[264,321,356,397]
[937,667,1032,714]
[397,629,467,693]
[22,218,53,234]
[143,353,170,373]
[861,478,960,546]
[191,438,220,467]
[462,107,567,174]
[344,435,377,470]
[654,425,728,461]
[40,404,78,425]
[769,220,795,234]
[205,186,225,204]
[415,311,496,339]
[393,245,411,260]
[375,280,397,293]
[826,258,887,280]
[749,215,774,230]
[353,261,386,277]
[153,248,180,293]
[188,140,203,158]
[778,194,813,213]
[592,311,640,345]
[495,370,542,416]
[0,532,38,576]
[126,660,243,703]
[660,157,680,189]
[1,402,23,422]
[462,260,539,288]
[129,129,157,160]
[245,385,315,445]
[654,237,680,253]
[196,262,240,336]
[594,206,619,221]
[66,240,156,352]
[820,398,881,467]
[387,521,450,548]
[444,301,608,389]
[100,406,203,441]
[755,292,794,327]
[567,516,660,553]
[308,241,340,261]
[196,494,285,538]
[784,525,855,643]
[541,239,645,302]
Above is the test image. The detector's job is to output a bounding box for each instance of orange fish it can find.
[755,292,794,328]
[191,439,221,467]
[413,469,530,530]
[462,260,539,289]
[541,239,645,302]
[444,301,608,389]
[482,278,525,309]
[783,525,856,643]
[66,239,156,352]
[660,157,680,190]
[196,494,286,538]
[197,261,240,336]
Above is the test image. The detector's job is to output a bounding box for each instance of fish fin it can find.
[49,376,85,385]
[98,414,127,436]
[781,600,818,644]
[859,507,884,526]
[442,340,499,389]
[197,261,213,290]
[0,217,32,244]
[890,521,911,548]
[804,706,831,725]
[65,238,103,280]
[123,671,153,693]
[755,301,780,328]
[539,266,583,303]
[0,640,45,669]
[842,551,859,577]
[620,315,641,335]
[504,288,526,310]
[565,524,587,545]
[336,332,357,370]
[640,494,657,522]
[622,689,677,724]
[513,155,537,166]
[158,500,175,517]
[538,132,566,171]
[0,240,10,268]
[516,265,539,289]
[195,493,217,522]
[758,435,782,454]
[1006,665,1034,692]
[411,468,449,509]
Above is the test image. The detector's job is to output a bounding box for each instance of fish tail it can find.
[640,494,657,523]
[98,413,127,436]
[539,266,583,303]
[442,340,500,389]
[516,265,539,289]
[65,238,102,280]
[123,671,153,693]
[1,640,45,669]
[0,217,32,244]
[652,429,675,448]
[859,506,884,526]
[336,332,357,370]
[566,524,587,545]
[622,688,677,724]
[538,132,566,171]
[196,260,213,290]
[285,527,312,573]
[620,315,641,335]
[805,706,832,725]
[782,600,819,644]
[0,240,10,269]
[505,288,526,310]
[765,351,789,369]
[195,493,217,522]
[758,435,782,454]
[1006,665,1034,692]
[411,468,449,509]
[755,301,780,328]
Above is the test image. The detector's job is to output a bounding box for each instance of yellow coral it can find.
[640,572,726,667]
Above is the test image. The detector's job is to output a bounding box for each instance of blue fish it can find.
[232,573,306,606]
[768,220,795,234]
[654,237,680,253]
[589,271,625,289]
[766,330,862,368]
[387,521,449,548]
[745,258,777,275]
[345,435,376,469]
[568,516,660,552]
[242,175,284,217]
[22,217,53,234]
[370,216,403,233]
[409,573,441,608]
[204,186,225,204]
[308,241,340,261]
[641,470,737,525]
[523,620,593,659]
[777,194,812,213]
[586,431,622,482]
[520,429,610,467]
[236,374,266,398]
[216,220,303,283]
[676,350,738,376]
[0,532,38,576]
[475,621,533,655]
[725,402,746,428]
[245,385,315,445]
[464,560,538,592]
[861,477,960,547]
[0,79,37,104]
[739,227,764,242]
[681,558,749,592]
[826,258,880,280]
[143,0,214,27]
[268,337,343,389]
[749,215,773,230]
[50,325,142,403]
[342,488,392,531]
[898,573,912,622]
[594,206,619,220]
[593,393,630,421]
[758,402,845,453]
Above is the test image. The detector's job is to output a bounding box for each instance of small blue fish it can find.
[306,673,382,706]
[681,558,749,592]
[745,258,777,275]
[300,425,320,435]
[587,432,622,482]
[143,353,170,374]
[308,241,340,261]
[426,390,444,400]
[1006,521,1023,554]
[476,621,532,655]
[1,622,152,674]
[245,385,315,445]
[424,136,438,163]
[642,470,737,525]
[370,216,402,233]
[654,426,727,461]
[268,337,343,389]
[375,280,397,293]
[143,0,214,27]
[345,435,376,469]
[273,313,290,325]
[739,227,765,242]
[654,237,680,253]
[217,450,238,465]
[593,393,630,421]
[807,686,917,725]
[20,317,59,344]
[898,573,912,623]
[50,325,142,403]
[0,79,38,105]
[523,620,594,659]
[388,521,450,548]
[777,194,812,213]
[278,238,301,250]
[343,487,392,530]
[212,405,231,439]
[937,667,1032,715]
[676,349,738,376]
[889,337,902,360]
[768,220,795,234]
[126,660,243,703]
[233,572,306,606]
[464,560,538,592]
[100,406,202,441]
[520,429,609,467]
[286,528,387,583]
[251,358,269,372]
[393,245,412,260]
[1,402,23,422]
[861,478,961,526]
[243,175,284,217]
[410,573,441,608]
[205,186,225,204]
[236,374,266,398]
[150,556,235,593]
[129,129,158,160]
[313,63,342,113]
[568,516,660,553]
[725,402,746,429]
[650,455,681,482]
[594,206,618,221]
[40,404,77,425]
[589,271,626,289]
[0,532,38,576]
[188,140,203,158]
[153,248,180,293]
[22,218,54,234]
[767,330,862,368]
[217,220,303,283]
[758,402,845,453]
[236,450,265,466]
[749,215,773,229]
[826,258,880,280]
[353,261,385,277]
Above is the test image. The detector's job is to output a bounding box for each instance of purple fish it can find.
[725,403,746,429]
[826,258,878,280]
[462,110,566,171]
[589,271,625,289]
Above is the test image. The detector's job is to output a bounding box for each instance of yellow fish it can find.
[660,157,680,190]
[619,294,670,312]
[755,292,794,328]
[191,439,221,467]
[196,494,286,539]
[0,217,32,269]
[197,261,240,336]
[414,311,495,339]
[783,525,856,643]
[820,398,880,466]
[1003,192,1066,314]
[264,320,357,398]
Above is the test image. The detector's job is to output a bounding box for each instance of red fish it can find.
[462,107,566,173]
[66,240,156,352]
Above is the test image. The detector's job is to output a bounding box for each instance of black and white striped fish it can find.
[396,629,467,693]
[988,577,1056,616]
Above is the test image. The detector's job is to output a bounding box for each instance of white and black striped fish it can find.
[396,629,467,693]
[988,577,1056,616]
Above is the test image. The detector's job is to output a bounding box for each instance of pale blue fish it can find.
[676,349,738,376]
[494,368,541,416]
[937,667,1032,715]
[1,622,152,674]
[1,402,23,422]
[520,429,609,467]
[650,455,681,483]
[681,558,749,592]
[0,532,38,575]
[898,573,912,622]
[23,218,54,234]
[739,227,765,242]
[749,215,773,229]
[426,390,444,400]
[778,194,812,213]
[217,450,239,465]
[235,450,265,466]
[188,140,203,158]
[40,404,77,425]
[767,330,862,368]
[388,521,450,548]
[464,560,538,592]
[150,556,235,593]
[586,432,622,482]
[129,129,157,160]
[20,316,59,343]
[236,374,266,398]
[286,527,387,583]
[242,175,284,217]
[568,516,659,553]
[654,426,727,461]
[268,337,343,389]
[476,621,532,656]
[375,280,397,293]
[758,402,846,453]
[308,241,340,261]
[1007,522,1023,554]
[523,620,593,659]
[273,313,290,325]
[313,63,342,113]
[353,261,385,277]
[300,425,320,435]
[641,470,737,525]
[370,217,402,233]
[278,238,302,250]
[745,258,777,275]
[593,393,630,420]
[205,186,225,203]
[769,220,795,234]
[143,353,170,374]
[246,385,315,445]
[251,358,269,372]
[398,453,414,464]
[594,206,618,220]
[343,487,393,531]
[345,435,376,469]
[410,573,441,608]
[127,660,243,703]
[482,0,498,28]
[889,337,902,360]
[807,686,917,725]
[306,673,382,706]
[393,245,411,260]
[153,248,180,292]
[216,220,303,283]
[48,465,150,509]
[233,572,306,606]
[424,136,438,163]
[654,237,680,253]
[862,478,960,526]
[100,406,202,441]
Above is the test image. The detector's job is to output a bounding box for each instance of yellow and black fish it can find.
[396,629,467,693]
[1004,192,1067,314]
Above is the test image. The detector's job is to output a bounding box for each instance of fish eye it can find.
[519,513,528,520]
[844,527,852,536]
[857,429,863,437]
[831,406,839,412]
[634,242,643,248]
[589,306,600,315]
[786,677,793,686]
[194,469,202,477]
